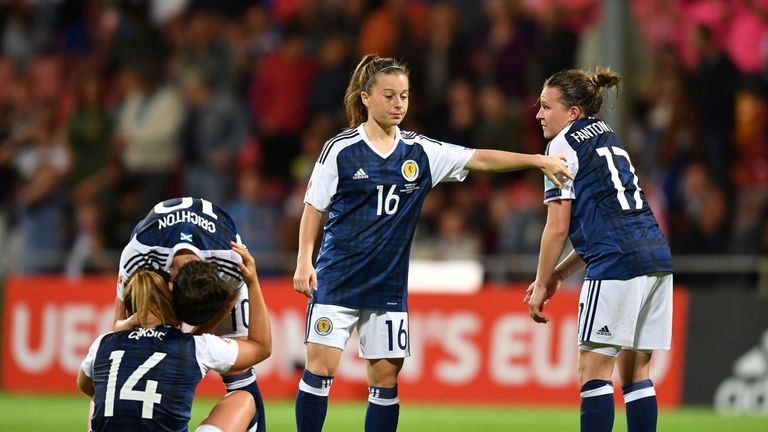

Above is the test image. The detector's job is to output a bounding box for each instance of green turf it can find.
[1,392,767,431]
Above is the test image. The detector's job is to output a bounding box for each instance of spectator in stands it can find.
[113,63,183,212]
[411,2,470,121]
[494,171,547,256]
[427,77,478,146]
[357,0,428,59]
[308,33,355,125]
[6,106,71,273]
[180,68,248,204]
[67,73,114,206]
[471,0,537,101]
[249,24,317,181]
[226,170,281,256]
[172,7,235,91]
[670,162,729,254]
[65,199,113,278]
[690,24,739,186]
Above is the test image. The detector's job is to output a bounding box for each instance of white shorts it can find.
[305,303,411,359]
[577,274,673,357]
[212,282,249,339]
[195,426,223,432]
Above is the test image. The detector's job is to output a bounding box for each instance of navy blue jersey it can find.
[117,197,243,300]
[82,327,238,432]
[544,117,672,280]
[304,125,475,311]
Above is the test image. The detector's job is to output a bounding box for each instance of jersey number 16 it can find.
[376,185,400,215]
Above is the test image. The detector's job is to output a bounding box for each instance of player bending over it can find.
[78,243,271,432]
[114,197,268,431]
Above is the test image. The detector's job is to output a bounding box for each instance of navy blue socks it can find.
[296,370,333,432]
[365,385,399,432]
[580,379,614,432]
[622,379,657,432]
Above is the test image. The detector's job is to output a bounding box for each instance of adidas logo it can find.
[595,325,611,337]
[353,168,369,180]
[715,328,768,413]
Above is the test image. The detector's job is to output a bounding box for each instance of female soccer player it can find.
[525,68,673,432]
[78,242,271,432]
[114,197,268,431]
[292,54,572,432]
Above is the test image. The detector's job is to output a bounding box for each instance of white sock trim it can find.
[624,386,656,403]
[223,375,256,390]
[368,395,400,406]
[195,425,224,432]
[581,384,614,398]
[299,379,331,397]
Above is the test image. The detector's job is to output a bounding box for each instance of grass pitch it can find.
[1,392,766,431]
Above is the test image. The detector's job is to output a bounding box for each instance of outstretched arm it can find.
[465,149,572,188]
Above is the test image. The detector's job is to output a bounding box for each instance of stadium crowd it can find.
[0,0,766,283]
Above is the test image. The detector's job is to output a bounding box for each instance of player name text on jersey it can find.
[157,210,216,233]
[568,120,613,143]
[128,328,167,341]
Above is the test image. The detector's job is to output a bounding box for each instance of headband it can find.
[363,65,405,91]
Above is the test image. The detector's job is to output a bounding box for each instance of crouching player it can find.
[78,242,271,431]
[114,197,268,430]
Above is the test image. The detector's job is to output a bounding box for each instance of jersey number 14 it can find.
[104,350,166,419]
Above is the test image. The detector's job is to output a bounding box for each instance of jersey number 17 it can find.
[596,146,643,211]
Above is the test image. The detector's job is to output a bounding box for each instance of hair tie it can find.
[363,65,404,91]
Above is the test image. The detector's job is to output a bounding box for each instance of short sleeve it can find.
[543,131,578,204]
[304,162,338,212]
[418,137,476,187]
[81,334,106,378]
[116,245,132,300]
[193,333,240,377]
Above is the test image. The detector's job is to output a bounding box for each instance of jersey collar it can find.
[358,124,401,159]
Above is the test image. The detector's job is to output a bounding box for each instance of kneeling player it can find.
[114,197,268,431]
[79,243,271,431]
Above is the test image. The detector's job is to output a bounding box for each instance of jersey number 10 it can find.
[596,146,643,211]
[154,197,219,219]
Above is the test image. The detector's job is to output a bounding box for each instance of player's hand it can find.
[527,274,562,323]
[540,155,572,189]
[293,260,317,300]
[114,314,138,332]
[231,242,258,286]
[527,282,550,323]
[523,273,562,304]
